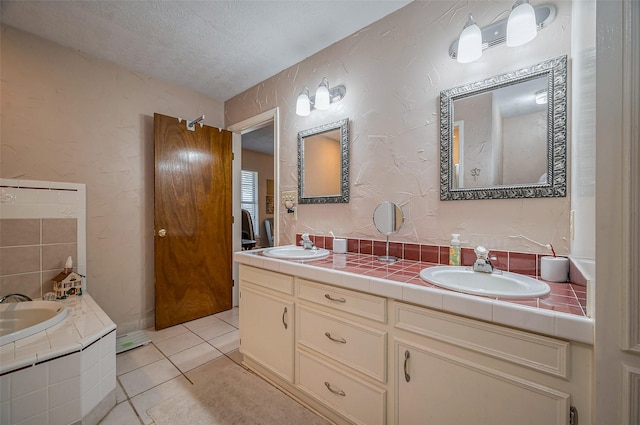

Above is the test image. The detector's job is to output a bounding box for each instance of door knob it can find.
[158,229,167,238]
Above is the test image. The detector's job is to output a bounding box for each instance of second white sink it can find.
[419,266,551,299]
[263,245,330,260]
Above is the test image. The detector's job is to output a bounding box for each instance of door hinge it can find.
[232,152,235,160]
[569,406,578,425]
[232,216,234,224]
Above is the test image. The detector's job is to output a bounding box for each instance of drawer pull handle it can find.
[324,294,346,303]
[282,307,288,329]
[324,332,347,344]
[324,381,346,397]
[404,350,411,382]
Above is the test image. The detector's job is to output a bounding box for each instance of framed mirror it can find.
[440,55,567,200]
[298,118,350,204]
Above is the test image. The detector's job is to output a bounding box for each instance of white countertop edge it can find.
[234,250,594,345]
[0,293,116,375]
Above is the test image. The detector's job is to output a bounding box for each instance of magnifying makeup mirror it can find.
[372,201,404,262]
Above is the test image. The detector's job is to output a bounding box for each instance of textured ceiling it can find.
[0,0,411,102]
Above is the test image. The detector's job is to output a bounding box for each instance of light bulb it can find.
[296,87,310,116]
[315,78,330,110]
[457,14,482,64]
[506,0,537,47]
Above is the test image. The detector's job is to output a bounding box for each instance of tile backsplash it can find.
[296,233,584,285]
[0,218,78,299]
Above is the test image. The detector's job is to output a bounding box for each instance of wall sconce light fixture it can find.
[295,77,346,116]
[450,1,556,63]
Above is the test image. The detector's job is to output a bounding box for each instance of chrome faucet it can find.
[300,233,315,250]
[473,246,495,273]
[0,293,33,303]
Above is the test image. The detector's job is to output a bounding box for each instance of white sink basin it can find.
[262,246,330,260]
[419,266,550,299]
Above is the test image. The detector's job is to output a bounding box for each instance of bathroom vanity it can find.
[235,250,592,425]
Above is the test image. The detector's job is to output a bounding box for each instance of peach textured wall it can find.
[225,1,574,256]
[1,26,225,330]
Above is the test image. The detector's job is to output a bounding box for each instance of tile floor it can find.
[99,308,244,425]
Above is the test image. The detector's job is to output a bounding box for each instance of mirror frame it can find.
[439,55,568,200]
[298,118,350,204]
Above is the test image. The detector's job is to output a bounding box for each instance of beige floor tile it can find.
[169,342,224,373]
[214,307,239,322]
[153,331,203,357]
[116,344,165,376]
[99,400,142,425]
[116,380,128,404]
[189,319,236,341]
[143,325,188,345]
[185,354,236,386]
[119,358,181,398]
[130,375,193,425]
[208,329,239,353]
[221,314,239,328]
[183,314,223,331]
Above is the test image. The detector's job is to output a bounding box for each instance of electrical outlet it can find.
[281,191,296,205]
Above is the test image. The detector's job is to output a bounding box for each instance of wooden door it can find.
[154,113,232,330]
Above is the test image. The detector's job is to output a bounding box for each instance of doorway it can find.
[229,108,280,306]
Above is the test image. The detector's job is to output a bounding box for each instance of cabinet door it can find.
[240,286,294,382]
[395,340,570,425]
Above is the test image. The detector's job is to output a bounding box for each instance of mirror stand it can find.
[378,235,397,263]
[372,201,405,263]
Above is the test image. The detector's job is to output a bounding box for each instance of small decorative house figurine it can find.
[52,256,83,299]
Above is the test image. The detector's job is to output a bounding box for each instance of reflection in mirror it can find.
[440,56,567,200]
[372,201,404,262]
[298,119,349,204]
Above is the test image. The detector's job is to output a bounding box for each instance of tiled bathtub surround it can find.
[0,295,116,425]
[0,218,78,300]
[298,233,584,284]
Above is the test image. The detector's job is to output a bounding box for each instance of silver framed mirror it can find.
[439,55,567,200]
[298,118,350,204]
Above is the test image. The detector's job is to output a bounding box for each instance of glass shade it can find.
[314,78,330,110]
[296,88,310,116]
[457,16,482,64]
[506,1,537,47]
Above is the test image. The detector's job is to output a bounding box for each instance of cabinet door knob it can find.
[157,228,167,238]
[324,381,346,397]
[282,307,288,329]
[324,332,347,344]
[404,350,411,382]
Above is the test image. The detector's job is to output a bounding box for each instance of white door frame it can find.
[228,107,280,306]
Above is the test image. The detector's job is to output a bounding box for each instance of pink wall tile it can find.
[360,240,373,255]
[404,243,420,261]
[420,245,438,263]
[347,238,359,253]
[510,252,538,276]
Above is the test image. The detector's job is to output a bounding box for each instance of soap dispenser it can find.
[449,234,461,266]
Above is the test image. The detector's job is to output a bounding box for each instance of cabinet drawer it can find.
[240,264,293,295]
[297,349,386,425]
[296,278,386,322]
[298,306,386,382]
[394,302,570,378]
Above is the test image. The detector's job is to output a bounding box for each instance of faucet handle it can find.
[474,246,489,259]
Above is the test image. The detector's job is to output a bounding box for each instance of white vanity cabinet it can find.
[393,301,590,425]
[239,265,295,383]
[295,278,389,425]
[235,260,593,425]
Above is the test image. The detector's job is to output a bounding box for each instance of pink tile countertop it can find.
[0,294,116,375]
[234,248,594,345]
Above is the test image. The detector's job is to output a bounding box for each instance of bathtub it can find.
[0,300,68,346]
